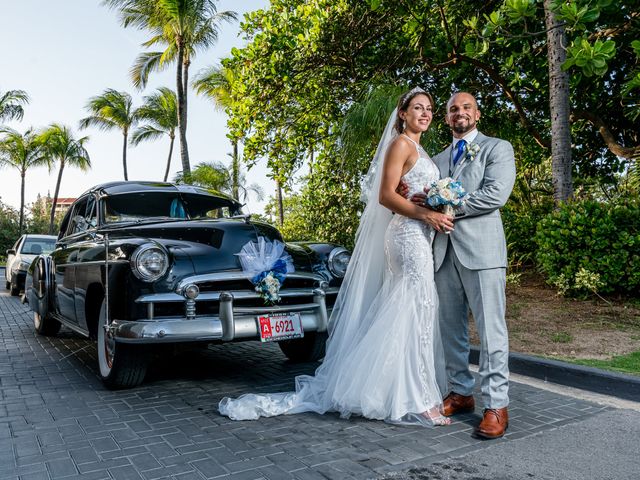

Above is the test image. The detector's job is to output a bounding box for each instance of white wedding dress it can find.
[219,136,447,426]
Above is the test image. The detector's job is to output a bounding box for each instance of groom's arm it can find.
[456,140,516,219]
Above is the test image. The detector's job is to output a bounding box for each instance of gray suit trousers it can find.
[435,242,509,409]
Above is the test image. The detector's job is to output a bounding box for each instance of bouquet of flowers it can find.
[237,238,294,304]
[426,177,467,217]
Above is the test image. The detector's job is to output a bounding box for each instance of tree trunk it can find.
[232,140,239,200]
[122,129,129,181]
[544,0,573,204]
[176,40,191,177]
[275,179,284,226]
[19,169,26,234]
[164,132,175,182]
[49,162,65,235]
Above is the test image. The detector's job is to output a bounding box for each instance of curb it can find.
[470,346,640,402]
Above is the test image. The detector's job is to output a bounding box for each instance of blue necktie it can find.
[453,139,466,165]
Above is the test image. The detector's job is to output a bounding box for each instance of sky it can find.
[0,0,272,217]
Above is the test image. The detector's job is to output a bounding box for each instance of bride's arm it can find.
[379,139,453,233]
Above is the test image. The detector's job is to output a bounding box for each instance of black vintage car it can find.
[26,181,350,389]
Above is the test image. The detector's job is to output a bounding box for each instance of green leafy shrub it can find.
[0,201,20,255]
[503,202,552,267]
[535,200,640,296]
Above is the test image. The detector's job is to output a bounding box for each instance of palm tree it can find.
[79,89,137,180]
[0,88,29,123]
[192,64,243,199]
[544,0,573,203]
[37,124,91,234]
[102,0,237,177]
[130,87,178,182]
[0,128,48,233]
[174,160,264,203]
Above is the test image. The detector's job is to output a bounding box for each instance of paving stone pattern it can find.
[0,291,609,480]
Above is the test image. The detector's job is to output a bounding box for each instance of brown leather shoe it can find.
[474,407,509,439]
[442,392,475,416]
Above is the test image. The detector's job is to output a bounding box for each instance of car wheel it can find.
[97,300,149,389]
[5,280,10,290]
[278,331,327,362]
[34,311,61,336]
[10,277,19,296]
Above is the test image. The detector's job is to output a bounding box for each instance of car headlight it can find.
[131,244,169,282]
[19,259,32,271]
[327,247,351,278]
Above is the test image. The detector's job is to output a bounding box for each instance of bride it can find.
[219,88,454,426]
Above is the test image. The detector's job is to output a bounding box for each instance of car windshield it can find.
[20,238,56,255]
[102,192,240,224]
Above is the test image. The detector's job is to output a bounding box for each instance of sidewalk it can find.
[1,283,638,480]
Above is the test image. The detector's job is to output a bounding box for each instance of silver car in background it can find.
[5,234,57,295]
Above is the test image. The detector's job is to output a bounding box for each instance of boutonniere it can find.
[465,143,481,162]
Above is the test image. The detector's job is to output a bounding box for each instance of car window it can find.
[65,197,91,236]
[20,238,56,255]
[102,192,240,223]
[85,196,98,228]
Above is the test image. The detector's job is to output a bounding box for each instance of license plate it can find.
[257,313,304,342]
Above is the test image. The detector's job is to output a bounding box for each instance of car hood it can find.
[15,253,38,269]
[107,218,313,272]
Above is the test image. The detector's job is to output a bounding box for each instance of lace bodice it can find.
[401,136,440,197]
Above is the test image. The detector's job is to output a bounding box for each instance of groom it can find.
[411,92,516,438]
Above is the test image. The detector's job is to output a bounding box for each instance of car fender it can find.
[27,255,56,319]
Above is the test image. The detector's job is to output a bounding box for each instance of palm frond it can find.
[0,89,30,122]
[339,84,408,162]
[191,64,232,111]
[130,125,166,145]
[130,51,165,89]
[80,88,136,131]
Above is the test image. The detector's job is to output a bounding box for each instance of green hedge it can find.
[535,200,640,295]
[503,203,552,267]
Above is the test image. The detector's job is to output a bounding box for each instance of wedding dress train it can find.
[219,143,447,425]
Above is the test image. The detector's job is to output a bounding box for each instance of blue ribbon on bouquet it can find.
[251,257,290,285]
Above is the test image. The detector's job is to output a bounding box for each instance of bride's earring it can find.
[402,120,406,131]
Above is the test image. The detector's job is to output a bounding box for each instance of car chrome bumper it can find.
[110,287,334,344]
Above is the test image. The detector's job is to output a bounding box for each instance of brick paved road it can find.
[0,288,610,480]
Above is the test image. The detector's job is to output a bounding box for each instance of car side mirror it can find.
[6,248,16,255]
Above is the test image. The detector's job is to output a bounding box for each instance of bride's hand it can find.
[421,209,454,233]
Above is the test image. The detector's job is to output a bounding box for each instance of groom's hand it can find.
[410,186,429,207]
[396,180,410,199]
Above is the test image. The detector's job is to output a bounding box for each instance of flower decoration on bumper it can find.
[426,177,468,218]
[465,142,480,162]
[237,238,295,304]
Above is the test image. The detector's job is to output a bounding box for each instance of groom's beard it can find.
[452,119,477,135]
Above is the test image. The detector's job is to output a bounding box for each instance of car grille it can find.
[137,270,339,319]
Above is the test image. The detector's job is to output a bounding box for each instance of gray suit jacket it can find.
[432,132,516,271]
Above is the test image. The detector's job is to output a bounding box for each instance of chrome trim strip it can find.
[135,287,339,304]
[233,303,319,314]
[175,270,327,292]
[56,259,129,268]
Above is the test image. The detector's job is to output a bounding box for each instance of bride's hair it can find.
[394,89,434,134]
